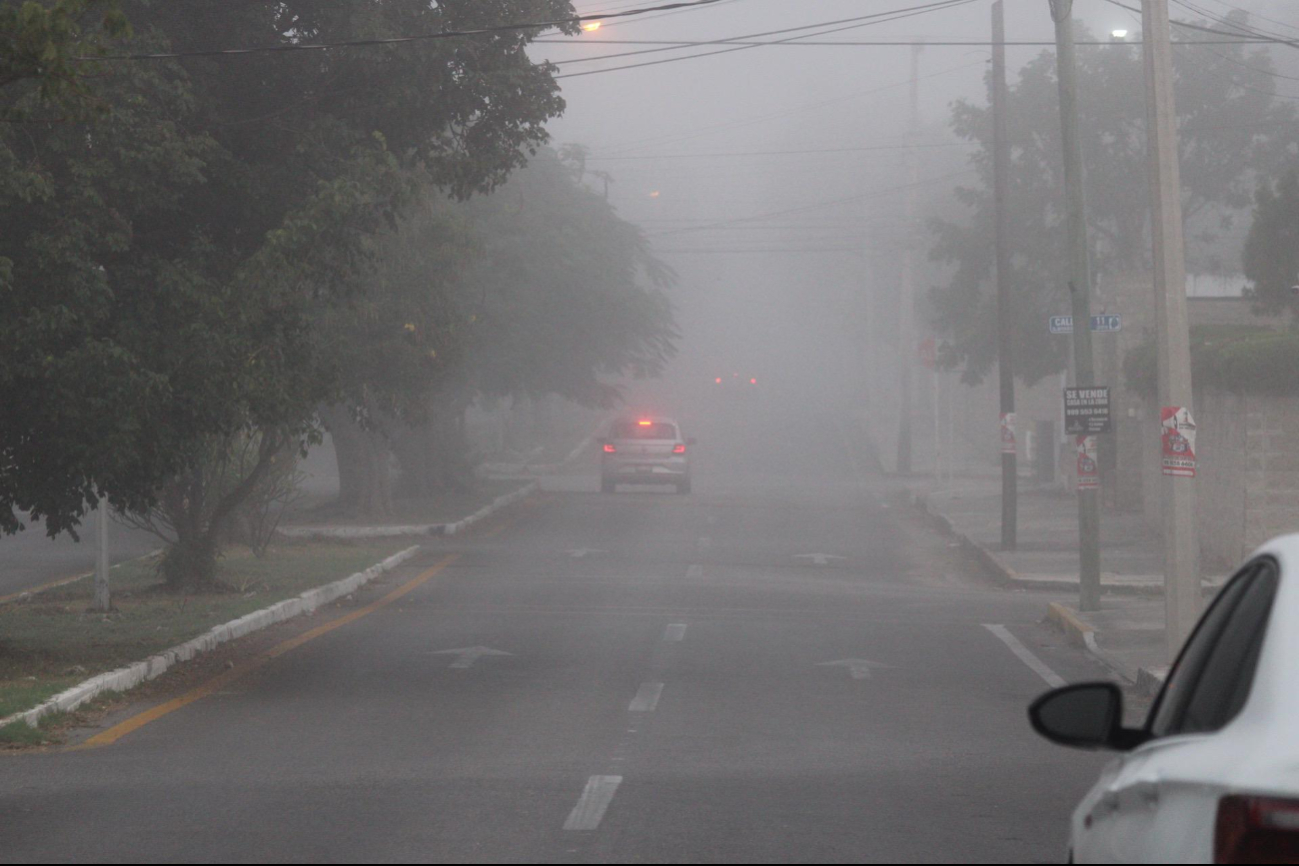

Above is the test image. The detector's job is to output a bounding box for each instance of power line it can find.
[649,168,975,238]
[585,142,971,160]
[593,58,985,155]
[78,0,744,61]
[547,0,985,69]
[555,0,984,79]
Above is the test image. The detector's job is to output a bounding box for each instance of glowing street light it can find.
[581,21,603,32]
[1111,29,1129,40]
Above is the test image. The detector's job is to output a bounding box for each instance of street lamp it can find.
[1111,29,1130,40]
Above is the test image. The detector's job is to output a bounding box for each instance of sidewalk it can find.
[898,474,1224,691]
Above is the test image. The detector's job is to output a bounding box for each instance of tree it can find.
[1243,170,1299,316]
[320,148,679,515]
[0,1,578,578]
[928,15,1299,385]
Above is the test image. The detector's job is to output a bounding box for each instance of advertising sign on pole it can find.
[1076,435,1099,490]
[1161,406,1198,477]
[1064,387,1112,436]
[1000,412,1017,455]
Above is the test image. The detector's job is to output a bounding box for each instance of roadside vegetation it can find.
[0,540,408,738]
[0,1,675,590]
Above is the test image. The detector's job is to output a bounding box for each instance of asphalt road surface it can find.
[0,415,1112,863]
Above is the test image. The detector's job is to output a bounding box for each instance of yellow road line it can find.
[73,553,459,750]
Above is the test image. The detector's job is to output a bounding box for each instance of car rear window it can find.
[612,422,678,440]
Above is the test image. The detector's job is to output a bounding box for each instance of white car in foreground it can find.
[1029,535,1299,864]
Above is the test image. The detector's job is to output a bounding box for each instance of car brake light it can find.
[750,378,757,384]
[1216,795,1299,864]
[638,420,653,426]
[603,443,617,454]
[673,444,686,454]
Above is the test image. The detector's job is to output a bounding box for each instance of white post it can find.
[92,496,110,612]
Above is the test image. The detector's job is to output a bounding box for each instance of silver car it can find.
[600,417,694,494]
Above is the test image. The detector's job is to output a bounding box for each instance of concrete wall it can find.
[1139,390,1299,567]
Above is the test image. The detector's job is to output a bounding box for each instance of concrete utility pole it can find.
[1142,0,1200,657]
[896,45,922,475]
[992,1,1017,551]
[92,495,110,612]
[1048,0,1102,611]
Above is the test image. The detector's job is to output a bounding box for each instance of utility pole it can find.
[896,45,922,475]
[992,1,1017,551]
[1049,0,1102,611]
[92,494,110,612]
[1142,0,1200,657]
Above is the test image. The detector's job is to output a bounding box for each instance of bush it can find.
[1125,325,1299,398]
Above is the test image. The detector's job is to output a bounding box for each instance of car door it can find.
[1076,560,1281,863]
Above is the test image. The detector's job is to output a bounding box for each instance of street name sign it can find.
[1064,387,1112,435]
[1049,315,1123,335]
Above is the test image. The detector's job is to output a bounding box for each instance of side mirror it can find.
[1028,682,1146,751]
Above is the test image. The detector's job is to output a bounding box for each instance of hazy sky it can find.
[524,0,1299,403]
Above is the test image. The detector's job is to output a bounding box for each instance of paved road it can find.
[0,416,1111,862]
[0,508,160,600]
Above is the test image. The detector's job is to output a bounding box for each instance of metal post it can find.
[92,495,110,612]
[1142,0,1200,657]
[993,1,1018,551]
[1049,0,1102,611]
[896,45,922,475]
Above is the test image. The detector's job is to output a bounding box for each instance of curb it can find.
[278,481,538,541]
[1046,601,1101,655]
[0,546,422,732]
[904,491,1198,598]
[1135,666,1168,697]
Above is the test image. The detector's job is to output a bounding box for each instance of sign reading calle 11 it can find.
[1049,315,1123,335]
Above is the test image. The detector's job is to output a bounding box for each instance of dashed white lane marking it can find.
[563,776,623,831]
[687,564,703,578]
[664,623,687,642]
[628,682,664,712]
[984,624,1067,688]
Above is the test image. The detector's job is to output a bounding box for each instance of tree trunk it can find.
[321,404,393,519]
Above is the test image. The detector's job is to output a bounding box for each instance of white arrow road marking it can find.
[663,623,687,642]
[628,682,664,712]
[817,659,891,680]
[432,646,512,670]
[566,548,606,559]
[984,624,1066,688]
[795,554,846,567]
[564,776,623,831]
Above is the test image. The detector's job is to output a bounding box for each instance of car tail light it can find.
[603,443,617,454]
[673,444,686,454]
[1216,795,1299,864]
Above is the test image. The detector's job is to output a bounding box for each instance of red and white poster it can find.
[1000,412,1017,456]
[1076,435,1099,490]
[1161,406,1198,478]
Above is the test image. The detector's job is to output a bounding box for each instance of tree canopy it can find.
[928,16,1299,385]
[0,0,576,537]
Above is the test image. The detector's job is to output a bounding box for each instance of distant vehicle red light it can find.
[603,443,617,454]
[750,378,757,384]
[673,444,686,454]
[638,420,653,426]
[715,377,722,384]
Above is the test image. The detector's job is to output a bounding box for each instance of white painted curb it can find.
[0,545,421,732]
[279,481,538,541]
